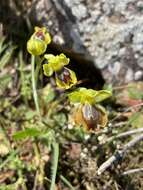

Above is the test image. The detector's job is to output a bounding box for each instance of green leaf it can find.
[0,46,16,69]
[41,84,55,104]
[25,110,37,120]
[95,90,112,103]
[13,128,41,140]
[0,36,6,54]
[53,113,67,126]
[0,74,12,94]
[50,142,59,190]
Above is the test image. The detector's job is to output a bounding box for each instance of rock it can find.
[1,0,143,84]
[30,0,143,84]
[134,70,143,80]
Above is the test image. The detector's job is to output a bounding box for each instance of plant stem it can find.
[60,175,75,190]
[31,55,40,117]
[33,141,44,189]
[35,57,44,86]
[50,142,59,190]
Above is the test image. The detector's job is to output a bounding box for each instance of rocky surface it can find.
[1,0,143,84]
[31,0,143,84]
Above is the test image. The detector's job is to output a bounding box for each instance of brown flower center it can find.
[56,68,71,84]
[35,31,45,41]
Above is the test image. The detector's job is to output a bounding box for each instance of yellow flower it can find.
[27,27,51,55]
[43,53,77,89]
[43,53,70,76]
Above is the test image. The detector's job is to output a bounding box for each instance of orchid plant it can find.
[26,26,112,190]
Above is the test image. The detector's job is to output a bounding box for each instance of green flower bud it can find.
[27,27,51,55]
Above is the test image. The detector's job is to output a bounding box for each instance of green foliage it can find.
[40,84,56,104]
[0,36,16,70]
[0,35,15,95]
[19,51,32,101]
[0,74,12,94]
[13,128,42,140]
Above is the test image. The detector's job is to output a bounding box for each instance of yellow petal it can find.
[43,63,53,77]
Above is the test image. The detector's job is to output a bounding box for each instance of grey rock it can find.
[134,70,143,80]
[31,0,143,84]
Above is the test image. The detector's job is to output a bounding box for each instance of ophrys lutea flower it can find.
[68,88,112,131]
[27,27,51,55]
[43,53,77,89]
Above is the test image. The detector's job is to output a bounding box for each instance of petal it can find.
[94,90,112,103]
[44,32,52,45]
[68,91,82,103]
[58,53,70,66]
[44,54,55,60]
[43,64,53,77]
[44,54,63,71]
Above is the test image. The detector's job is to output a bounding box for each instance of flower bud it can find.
[27,27,51,55]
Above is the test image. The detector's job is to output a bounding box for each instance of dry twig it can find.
[97,134,143,175]
[106,127,143,143]
[122,168,143,176]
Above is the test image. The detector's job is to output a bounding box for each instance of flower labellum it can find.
[73,103,108,131]
[55,67,77,89]
[68,87,112,131]
[27,27,51,55]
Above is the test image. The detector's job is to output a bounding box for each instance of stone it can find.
[2,0,143,84]
[134,70,143,80]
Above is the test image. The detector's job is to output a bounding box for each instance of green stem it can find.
[60,175,75,190]
[35,57,44,86]
[31,55,40,117]
[50,142,59,190]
